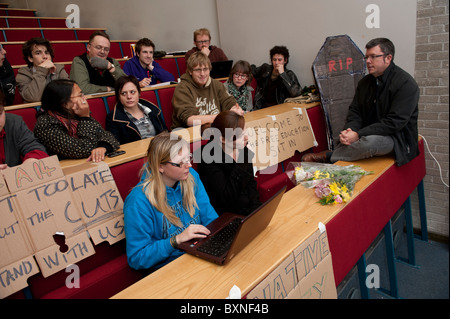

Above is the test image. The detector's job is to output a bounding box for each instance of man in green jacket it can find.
[70,31,126,94]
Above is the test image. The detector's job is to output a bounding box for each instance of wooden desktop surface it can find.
[111,156,394,299]
[59,102,319,169]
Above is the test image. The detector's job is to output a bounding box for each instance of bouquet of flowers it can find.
[286,162,373,205]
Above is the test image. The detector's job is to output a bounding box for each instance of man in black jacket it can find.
[302,38,420,166]
[251,45,302,109]
[0,45,16,106]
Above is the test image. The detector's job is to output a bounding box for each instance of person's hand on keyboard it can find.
[176,224,211,245]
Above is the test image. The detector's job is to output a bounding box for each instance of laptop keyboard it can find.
[197,218,242,257]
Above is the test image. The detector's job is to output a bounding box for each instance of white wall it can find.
[11,0,417,86]
[217,0,417,87]
[11,0,221,52]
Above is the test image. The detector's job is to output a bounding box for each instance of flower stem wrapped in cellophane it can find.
[286,162,374,205]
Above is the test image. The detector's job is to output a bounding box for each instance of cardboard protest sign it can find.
[246,252,298,299]
[33,231,95,278]
[246,226,336,299]
[0,256,39,299]
[2,156,64,194]
[0,174,9,197]
[63,162,125,245]
[246,108,316,171]
[0,193,34,268]
[313,35,365,149]
[0,157,126,297]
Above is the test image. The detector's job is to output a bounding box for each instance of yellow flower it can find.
[329,182,340,195]
[341,184,349,193]
[314,170,321,179]
[341,191,351,202]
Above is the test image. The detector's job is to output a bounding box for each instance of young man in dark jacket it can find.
[302,38,420,166]
[251,45,302,109]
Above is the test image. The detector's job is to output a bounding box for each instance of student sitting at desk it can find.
[171,51,243,129]
[70,31,126,94]
[16,37,69,103]
[198,111,261,216]
[0,92,48,170]
[34,79,120,162]
[185,28,228,64]
[224,60,254,112]
[0,45,16,106]
[123,132,218,271]
[105,75,167,144]
[123,38,175,87]
[251,45,302,109]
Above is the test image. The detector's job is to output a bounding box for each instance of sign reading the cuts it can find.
[0,156,125,297]
[246,107,316,172]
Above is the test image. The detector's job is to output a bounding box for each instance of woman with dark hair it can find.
[105,75,167,144]
[16,37,69,103]
[197,110,261,216]
[34,79,119,161]
[224,60,254,112]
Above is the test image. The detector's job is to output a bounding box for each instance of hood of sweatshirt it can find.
[179,72,212,90]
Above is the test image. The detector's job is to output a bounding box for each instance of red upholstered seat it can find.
[155,86,175,130]
[42,29,77,41]
[155,58,179,81]
[87,97,108,128]
[6,107,37,131]
[3,29,42,42]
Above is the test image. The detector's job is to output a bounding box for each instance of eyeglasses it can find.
[192,67,210,73]
[70,93,85,99]
[92,45,110,52]
[195,40,210,45]
[363,54,385,61]
[166,153,193,168]
[233,73,249,80]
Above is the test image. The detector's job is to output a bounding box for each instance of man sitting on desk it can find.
[171,52,243,130]
[123,38,175,87]
[185,28,228,64]
[302,38,420,167]
[70,31,126,94]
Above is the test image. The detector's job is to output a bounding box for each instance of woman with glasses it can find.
[171,51,243,129]
[198,111,261,216]
[106,75,167,144]
[123,132,218,271]
[224,60,254,112]
[34,79,119,161]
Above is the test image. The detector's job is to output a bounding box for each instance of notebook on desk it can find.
[209,60,233,79]
[178,186,286,265]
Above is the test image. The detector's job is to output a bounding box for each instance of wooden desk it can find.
[111,156,394,299]
[59,126,201,169]
[59,102,318,170]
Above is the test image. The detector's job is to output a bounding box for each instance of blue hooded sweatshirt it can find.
[123,167,218,270]
[123,56,175,85]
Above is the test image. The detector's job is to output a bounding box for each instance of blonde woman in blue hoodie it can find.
[123,132,218,271]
